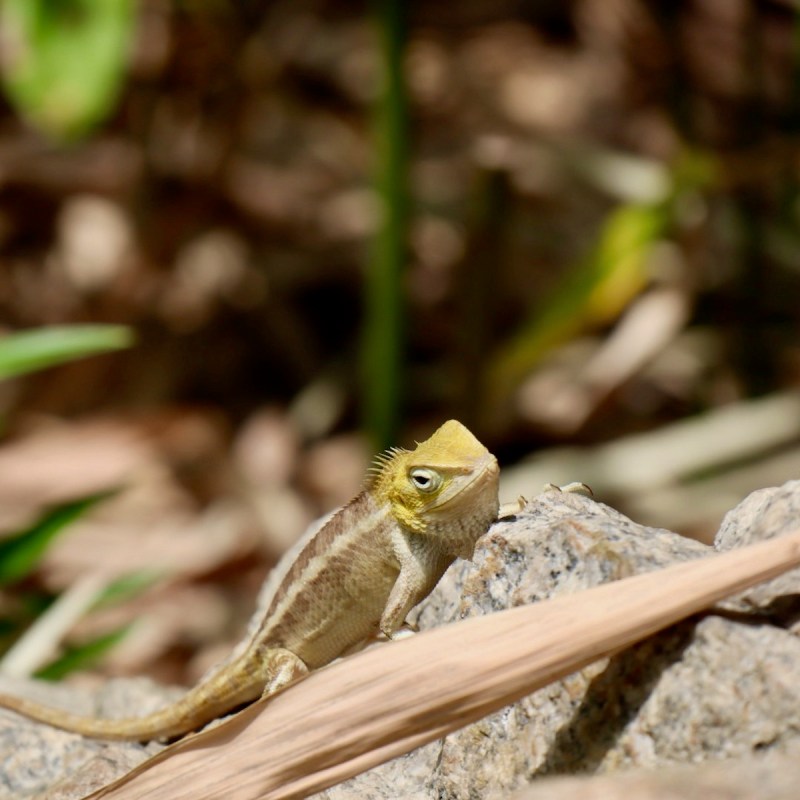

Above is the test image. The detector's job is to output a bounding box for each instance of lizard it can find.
[0,419,502,741]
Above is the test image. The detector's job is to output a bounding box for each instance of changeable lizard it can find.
[0,420,502,741]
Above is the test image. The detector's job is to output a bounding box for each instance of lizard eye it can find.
[409,467,442,493]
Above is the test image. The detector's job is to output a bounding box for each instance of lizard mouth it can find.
[428,454,499,512]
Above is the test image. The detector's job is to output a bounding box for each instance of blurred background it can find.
[0,0,798,688]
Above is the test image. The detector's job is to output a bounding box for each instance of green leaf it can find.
[485,147,717,410]
[487,202,666,405]
[0,0,135,140]
[93,570,162,609]
[0,492,114,586]
[35,624,132,681]
[0,325,134,380]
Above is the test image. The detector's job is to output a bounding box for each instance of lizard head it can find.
[371,420,500,545]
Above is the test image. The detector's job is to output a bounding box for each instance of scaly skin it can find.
[0,420,500,741]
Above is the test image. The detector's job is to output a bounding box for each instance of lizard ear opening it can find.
[408,467,443,494]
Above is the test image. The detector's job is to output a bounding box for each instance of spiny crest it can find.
[365,445,409,483]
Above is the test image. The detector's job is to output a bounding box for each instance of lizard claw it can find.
[542,481,593,497]
[381,620,419,641]
[499,495,527,519]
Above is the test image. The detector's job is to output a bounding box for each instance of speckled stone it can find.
[714,479,800,614]
[318,481,800,799]
[0,678,169,799]
[512,742,800,800]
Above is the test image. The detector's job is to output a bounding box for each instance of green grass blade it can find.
[35,624,132,681]
[0,492,114,586]
[93,570,162,610]
[0,325,134,380]
[362,0,409,450]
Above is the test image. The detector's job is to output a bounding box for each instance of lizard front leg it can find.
[380,531,451,638]
[380,573,429,639]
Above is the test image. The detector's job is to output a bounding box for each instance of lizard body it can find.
[0,420,500,741]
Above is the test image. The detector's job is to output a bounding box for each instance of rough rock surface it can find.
[1,481,799,799]
[512,742,800,800]
[318,480,800,799]
[0,678,170,799]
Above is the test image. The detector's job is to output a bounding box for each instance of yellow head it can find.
[371,420,499,539]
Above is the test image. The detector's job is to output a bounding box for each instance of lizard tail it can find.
[0,665,262,741]
[0,645,308,741]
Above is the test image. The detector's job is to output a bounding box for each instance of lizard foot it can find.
[259,648,309,699]
[501,483,593,517]
[387,621,418,641]
[499,495,527,519]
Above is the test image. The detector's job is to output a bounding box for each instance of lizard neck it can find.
[421,498,500,560]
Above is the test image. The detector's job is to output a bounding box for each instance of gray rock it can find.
[714,479,800,615]
[0,678,169,799]
[512,743,800,800]
[1,482,800,799]
[318,482,800,799]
